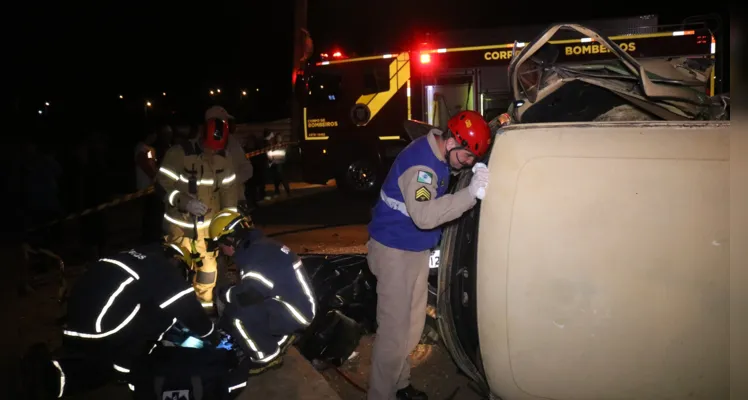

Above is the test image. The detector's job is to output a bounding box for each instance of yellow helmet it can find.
[208,208,252,245]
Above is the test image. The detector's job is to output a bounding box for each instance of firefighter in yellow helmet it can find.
[207,209,316,394]
[155,106,239,304]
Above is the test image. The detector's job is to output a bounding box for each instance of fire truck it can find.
[294,25,717,193]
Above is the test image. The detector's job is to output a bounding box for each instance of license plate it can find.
[429,249,440,269]
[162,390,190,399]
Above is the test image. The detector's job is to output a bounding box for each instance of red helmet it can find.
[447,110,491,158]
[204,118,229,150]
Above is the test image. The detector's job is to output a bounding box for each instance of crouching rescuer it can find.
[156,106,239,304]
[367,111,492,400]
[22,243,219,398]
[207,209,317,396]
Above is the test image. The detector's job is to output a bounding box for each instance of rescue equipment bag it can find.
[129,345,237,400]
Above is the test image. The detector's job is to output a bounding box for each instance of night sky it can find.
[10,1,727,128]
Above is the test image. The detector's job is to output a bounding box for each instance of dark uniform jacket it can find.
[64,243,214,343]
[221,230,316,333]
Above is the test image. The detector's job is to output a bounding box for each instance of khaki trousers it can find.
[366,238,430,400]
[169,227,217,303]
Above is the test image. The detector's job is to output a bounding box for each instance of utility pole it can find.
[290,0,309,142]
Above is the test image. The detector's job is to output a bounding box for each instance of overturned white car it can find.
[432,23,729,400]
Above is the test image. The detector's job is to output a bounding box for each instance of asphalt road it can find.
[5,183,484,400]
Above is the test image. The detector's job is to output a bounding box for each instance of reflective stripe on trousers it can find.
[169,234,217,303]
[233,319,287,364]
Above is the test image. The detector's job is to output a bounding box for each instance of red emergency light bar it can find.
[417,41,433,64]
[320,50,346,62]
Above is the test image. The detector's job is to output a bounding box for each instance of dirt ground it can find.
[3,263,343,400]
[320,335,485,400]
[5,260,484,400]
[4,186,488,399]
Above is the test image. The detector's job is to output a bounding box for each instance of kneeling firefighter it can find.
[156,105,239,305]
[21,243,220,399]
[207,209,317,396]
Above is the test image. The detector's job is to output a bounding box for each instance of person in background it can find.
[218,108,253,214]
[62,140,91,263]
[12,137,64,294]
[247,132,269,204]
[134,129,158,192]
[266,132,290,198]
[153,124,174,162]
[16,139,64,229]
[173,123,192,143]
[135,128,160,244]
[82,132,115,261]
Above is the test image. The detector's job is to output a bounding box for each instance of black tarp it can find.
[296,254,376,368]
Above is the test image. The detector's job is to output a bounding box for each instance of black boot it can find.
[396,384,428,400]
[248,356,284,376]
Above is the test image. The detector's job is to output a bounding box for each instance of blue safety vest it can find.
[368,134,450,252]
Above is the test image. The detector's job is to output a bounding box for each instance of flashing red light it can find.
[332,51,342,58]
[420,53,431,64]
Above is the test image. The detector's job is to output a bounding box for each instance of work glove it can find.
[468,162,490,200]
[185,198,208,216]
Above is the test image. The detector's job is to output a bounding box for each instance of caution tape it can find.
[25,142,298,233]
[25,185,156,233]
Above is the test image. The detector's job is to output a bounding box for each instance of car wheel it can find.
[338,157,379,194]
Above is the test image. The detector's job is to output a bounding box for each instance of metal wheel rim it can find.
[346,160,376,191]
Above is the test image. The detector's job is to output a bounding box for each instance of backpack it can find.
[129,345,237,400]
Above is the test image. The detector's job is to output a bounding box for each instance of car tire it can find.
[336,156,381,195]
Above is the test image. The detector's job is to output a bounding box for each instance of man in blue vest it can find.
[367,110,492,400]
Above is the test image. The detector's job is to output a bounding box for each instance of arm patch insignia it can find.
[415,186,431,202]
[416,170,433,184]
